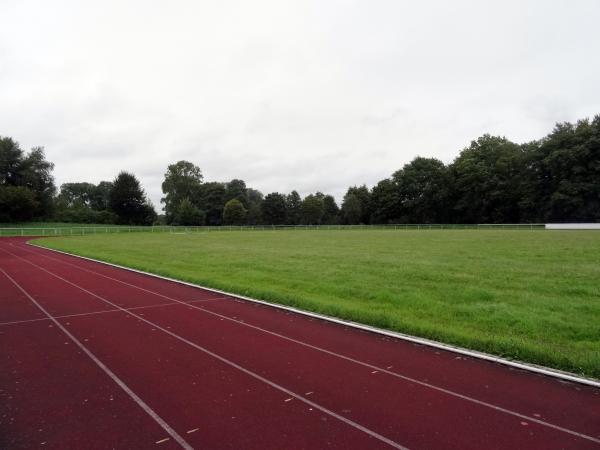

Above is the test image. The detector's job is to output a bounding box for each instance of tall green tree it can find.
[17,147,55,217]
[225,179,249,208]
[370,178,400,223]
[285,190,302,225]
[0,186,38,222]
[0,137,23,186]
[55,181,116,224]
[0,137,55,220]
[57,182,97,207]
[173,197,205,225]
[321,195,340,224]
[300,194,324,224]
[223,199,247,225]
[199,182,227,225]
[343,185,371,224]
[90,181,114,211]
[261,192,287,224]
[109,171,156,225]
[341,193,362,224]
[451,135,524,223]
[520,117,600,222]
[161,161,203,223]
[246,188,264,225]
[393,157,452,223]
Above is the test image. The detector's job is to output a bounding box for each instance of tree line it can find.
[1,115,598,225]
[0,136,156,224]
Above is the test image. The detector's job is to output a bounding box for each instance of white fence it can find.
[0,223,549,237]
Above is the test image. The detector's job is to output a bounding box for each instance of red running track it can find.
[0,237,599,449]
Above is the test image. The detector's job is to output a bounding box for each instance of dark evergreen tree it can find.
[109,171,156,225]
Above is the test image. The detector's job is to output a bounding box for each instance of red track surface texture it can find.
[1,237,599,449]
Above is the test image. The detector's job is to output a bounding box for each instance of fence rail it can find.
[0,223,547,237]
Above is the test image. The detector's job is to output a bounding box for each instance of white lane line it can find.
[19,244,600,445]
[3,248,409,450]
[0,297,225,327]
[0,268,193,450]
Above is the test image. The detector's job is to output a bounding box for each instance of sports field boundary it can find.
[0,223,546,237]
[28,241,600,388]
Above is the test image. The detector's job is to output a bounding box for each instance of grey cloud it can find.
[1,0,599,211]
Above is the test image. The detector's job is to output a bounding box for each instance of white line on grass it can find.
[0,267,193,450]
[15,243,600,446]
[1,248,409,450]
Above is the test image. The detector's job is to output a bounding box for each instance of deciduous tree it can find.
[301,194,324,224]
[161,161,203,223]
[261,192,287,224]
[285,190,302,225]
[174,197,205,225]
[223,198,247,225]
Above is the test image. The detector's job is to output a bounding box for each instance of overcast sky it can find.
[1,0,599,209]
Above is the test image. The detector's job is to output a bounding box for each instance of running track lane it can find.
[0,238,598,449]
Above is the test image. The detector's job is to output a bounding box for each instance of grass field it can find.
[34,229,600,378]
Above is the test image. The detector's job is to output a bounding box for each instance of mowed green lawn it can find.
[35,230,600,378]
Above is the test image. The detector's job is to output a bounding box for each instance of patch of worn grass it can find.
[35,230,600,378]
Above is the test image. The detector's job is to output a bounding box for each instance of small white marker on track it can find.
[284,397,293,402]
[186,428,199,434]
[155,437,170,444]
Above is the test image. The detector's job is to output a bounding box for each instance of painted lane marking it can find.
[16,246,600,445]
[0,297,225,327]
[3,249,409,450]
[0,268,193,450]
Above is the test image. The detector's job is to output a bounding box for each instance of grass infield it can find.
[35,229,600,378]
